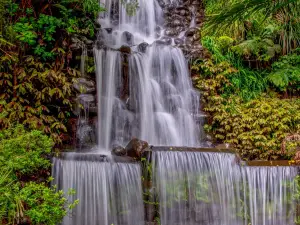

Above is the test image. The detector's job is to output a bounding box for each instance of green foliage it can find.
[231,37,281,61]
[0,53,79,144]
[0,125,53,174]
[205,0,300,54]
[19,182,78,225]
[0,0,105,145]
[193,52,300,160]
[194,37,268,101]
[0,126,77,224]
[121,0,139,16]
[203,95,300,160]
[267,53,300,92]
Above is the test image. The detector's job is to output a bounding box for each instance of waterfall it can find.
[53,1,298,225]
[96,0,201,149]
[152,150,297,225]
[52,154,144,225]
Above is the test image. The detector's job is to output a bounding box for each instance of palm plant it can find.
[205,0,300,54]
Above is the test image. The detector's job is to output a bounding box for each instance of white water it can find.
[96,0,200,149]
[152,151,297,225]
[52,154,144,225]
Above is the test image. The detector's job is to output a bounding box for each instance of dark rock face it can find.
[125,138,149,159]
[112,145,127,156]
[138,42,149,53]
[161,0,205,59]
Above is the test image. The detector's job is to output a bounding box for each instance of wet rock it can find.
[185,27,199,37]
[122,31,134,45]
[170,19,182,27]
[165,28,179,37]
[73,78,96,94]
[174,38,184,45]
[104,28,113,33]
[138,42,149,53]
[155,37,172,45]
[185,36,194,45]
[119,45,131,54]
[77,94,95,103]
[69,43,81,51]
[125,138,149,159]
[193,33,201,42]
[95,40,105,49]
[156,0,165,8]
[82,37,94,46]
[112,145,127,156]
[193,44,203,50]
[161,36,172,45]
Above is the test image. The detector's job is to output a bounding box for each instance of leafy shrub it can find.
[193,58,300,160]
[0,125,53,174]
[267,53,300,93]
[202,95,300,160]
[0,126,77,224]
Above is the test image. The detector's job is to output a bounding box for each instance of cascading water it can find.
[152,150,298,225]
[52,154,144,225]
[96,0,201,149]
[53,1,298,225]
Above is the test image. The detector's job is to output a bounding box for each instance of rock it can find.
[82,37,93,46]
[193,43,203,50]
[170,19,182,27]
[156,0,165,8]
[174,38,184,45]
[122,31,134,45]
[185,27,199,37]
[77,94,95,103]
[155,37,172,46]
[112,145,127,156]
[185,36,194,45]
[104,28,113,33]
[164,28,179,37]
[138,42,149,53]
[161,36,172,45]
[125,138,149,159]
[73,78,96,94]
[193,33,201,41]
[69,43,81,51]
[95,40,105,49]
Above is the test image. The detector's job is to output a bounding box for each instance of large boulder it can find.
[125,138,149,159]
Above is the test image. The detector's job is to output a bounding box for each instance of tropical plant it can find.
[0,0,104,144]
[266,53,300,94]
[0,125,78,224]
[205,0,300,54]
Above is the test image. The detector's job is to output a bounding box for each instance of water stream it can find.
[52,154,144,225]
[96,0,201,149]
[52,0,299,225]
[152,150,297,225]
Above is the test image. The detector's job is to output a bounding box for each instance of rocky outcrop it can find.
[158,0,205,59]
[112,138,150,160]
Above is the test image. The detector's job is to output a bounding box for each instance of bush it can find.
[0,125,77,224]
[0,125,53,174]
[204,96,300,160]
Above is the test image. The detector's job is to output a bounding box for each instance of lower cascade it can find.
[152,150,298,225]
[52,154,144,225]
[52,0,300,225]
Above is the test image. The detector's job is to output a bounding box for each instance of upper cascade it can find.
[97,0,204,54]
[99,0,164,47]
[93,0,205,150]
